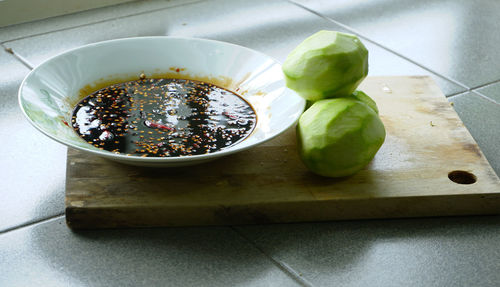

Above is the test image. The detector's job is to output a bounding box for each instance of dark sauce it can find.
[72,76,257,157]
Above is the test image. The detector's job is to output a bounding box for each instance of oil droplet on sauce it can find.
[72,77,256,157]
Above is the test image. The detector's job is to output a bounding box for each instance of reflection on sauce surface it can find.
[72,77,256,157]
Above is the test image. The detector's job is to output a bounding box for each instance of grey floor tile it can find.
[236,216,500,287]
[0,49,66,232]
[0,0,203,43]
[292,0,500,89]
[475,82,500,104]
[0,217,301,287]
[449,92,500,176]
[4,0,463,96]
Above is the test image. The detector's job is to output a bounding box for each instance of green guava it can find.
[297,98,385,178]
[283,30,368,101]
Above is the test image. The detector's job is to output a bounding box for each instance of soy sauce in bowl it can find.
[72,75,257,157]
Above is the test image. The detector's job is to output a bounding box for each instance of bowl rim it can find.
[18,36,305,163]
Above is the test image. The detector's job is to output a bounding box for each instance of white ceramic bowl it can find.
[19,37,305,167]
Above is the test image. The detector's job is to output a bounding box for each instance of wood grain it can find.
[65,76,500,229]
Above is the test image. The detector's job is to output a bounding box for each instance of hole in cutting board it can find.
[448,170,477,184]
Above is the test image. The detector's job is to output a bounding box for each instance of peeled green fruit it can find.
[297,98,385,178]
[283,30,368,101]
[348,90,378,114]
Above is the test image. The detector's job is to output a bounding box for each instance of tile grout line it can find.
[447,83,500,105]
[469,80,500,106]
[446,91,469,99]
[470,90,500,106]
[230,226,315,287]
[445,92,464,98]
[1,43,34,69]
[0,213,65,235]
[0,0,207,45]
[446,90,500,106]
[286,0,470,91]
[469,78,500,91]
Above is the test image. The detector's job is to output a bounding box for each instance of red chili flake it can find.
[62,120,69,127]
[144,120,175,131]
[222,111,238,120]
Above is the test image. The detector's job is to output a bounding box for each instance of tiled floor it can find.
[1,0,499,286]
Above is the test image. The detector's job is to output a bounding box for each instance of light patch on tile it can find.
[0,48,66,232]
[4,0,463,95]
[0,0,204,43]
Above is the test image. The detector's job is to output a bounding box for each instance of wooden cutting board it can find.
[65,76,500,229]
